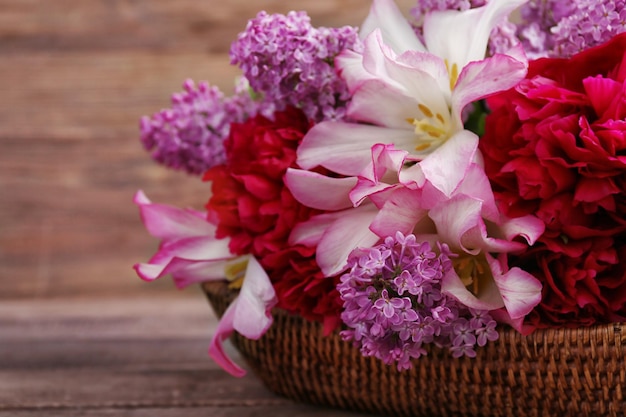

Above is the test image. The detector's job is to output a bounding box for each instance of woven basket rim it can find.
[202,280,625,417]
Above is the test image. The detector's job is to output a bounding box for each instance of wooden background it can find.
[0,1,414,416]
[0,0,414,300]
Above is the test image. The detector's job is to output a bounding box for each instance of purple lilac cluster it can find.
[337,232,499,371]
[140,79,255,175]
[229,10,360,122]
[409,0,520,55]
[517,0,626,58]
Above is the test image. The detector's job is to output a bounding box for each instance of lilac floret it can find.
[140,79,256,175]
[337,232,499,371]
[516,0,626,58]
[230,10,360,122]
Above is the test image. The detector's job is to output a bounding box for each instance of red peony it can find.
[479,33,626,328]
[204,107,342,330]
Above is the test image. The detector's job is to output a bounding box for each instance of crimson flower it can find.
[479,33,626,328]
[204,107,342,330]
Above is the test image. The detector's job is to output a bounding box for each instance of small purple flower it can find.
[230,10,360,122]
[140,79,255,175]
[516,0,626,58]
[337,232,499,371]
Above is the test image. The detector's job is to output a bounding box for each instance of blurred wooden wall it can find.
[0,0,414,300]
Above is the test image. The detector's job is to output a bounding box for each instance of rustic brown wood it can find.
[0,1,413,415]
[0,295,372,416]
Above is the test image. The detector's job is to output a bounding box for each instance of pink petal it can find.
[452,46,528,125]
[369,188,430,238]
[429,194,485,255]
[419,130,478,197]
[288,211,348,247]
[207,257,277,378]
[316,204,380,276]
[297,122,414,176]
[488,254,542,320]
[360,0,425,54]
[284,168,357,211]
[441,266,505,311]
[350,143,407,206]
[232,256,277,339]
[134,190,214,240]
[208,299,246,377]
[148,236,232,267]
[498,214,545,246]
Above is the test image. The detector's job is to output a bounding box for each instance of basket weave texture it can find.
[203,281,625,417]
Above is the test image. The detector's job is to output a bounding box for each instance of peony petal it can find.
[208,299,247,377]
[284,168,357,211]
[297,122,415,176]
[232,256,277,338]
[360,0,425,54]
[316,204,381,276]
[134,190,215,240]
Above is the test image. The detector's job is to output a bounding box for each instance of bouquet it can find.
[134,0,626,381]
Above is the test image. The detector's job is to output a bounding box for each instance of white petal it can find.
[360,0,425,54]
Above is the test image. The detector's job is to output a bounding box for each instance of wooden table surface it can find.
[0,1,414,416]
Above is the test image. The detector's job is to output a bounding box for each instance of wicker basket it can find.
[203,281,625,417]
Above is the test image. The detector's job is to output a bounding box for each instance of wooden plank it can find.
[0,295,217,339]
[0,297,373,417]
[0,405,371,417]
[0,0,415,53]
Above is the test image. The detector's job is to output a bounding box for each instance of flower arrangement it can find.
[135,0,626,379]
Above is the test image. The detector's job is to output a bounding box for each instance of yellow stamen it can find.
[418,104,434,118]
[445,60,460,91]
[224,258,248,289]
[453,254,491,297]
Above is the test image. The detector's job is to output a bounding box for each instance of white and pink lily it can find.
[296,0,528,192]
[133,190,277,377]
[287,140,544,330]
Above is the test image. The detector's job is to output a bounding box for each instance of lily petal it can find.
[134,190,214,239]
[360,0,425,54]
[288,211,349,247]
[441,265,505,311]
[452,45,528,123]
[316,204,380,276]
[284,168,357,211]
[208,257,277,378]
[208,299,246,377]
[419,130,478,197]
[232,256,277,338]
[297,122,415,175]
[488,254,542,320]
[423,0,526,68]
